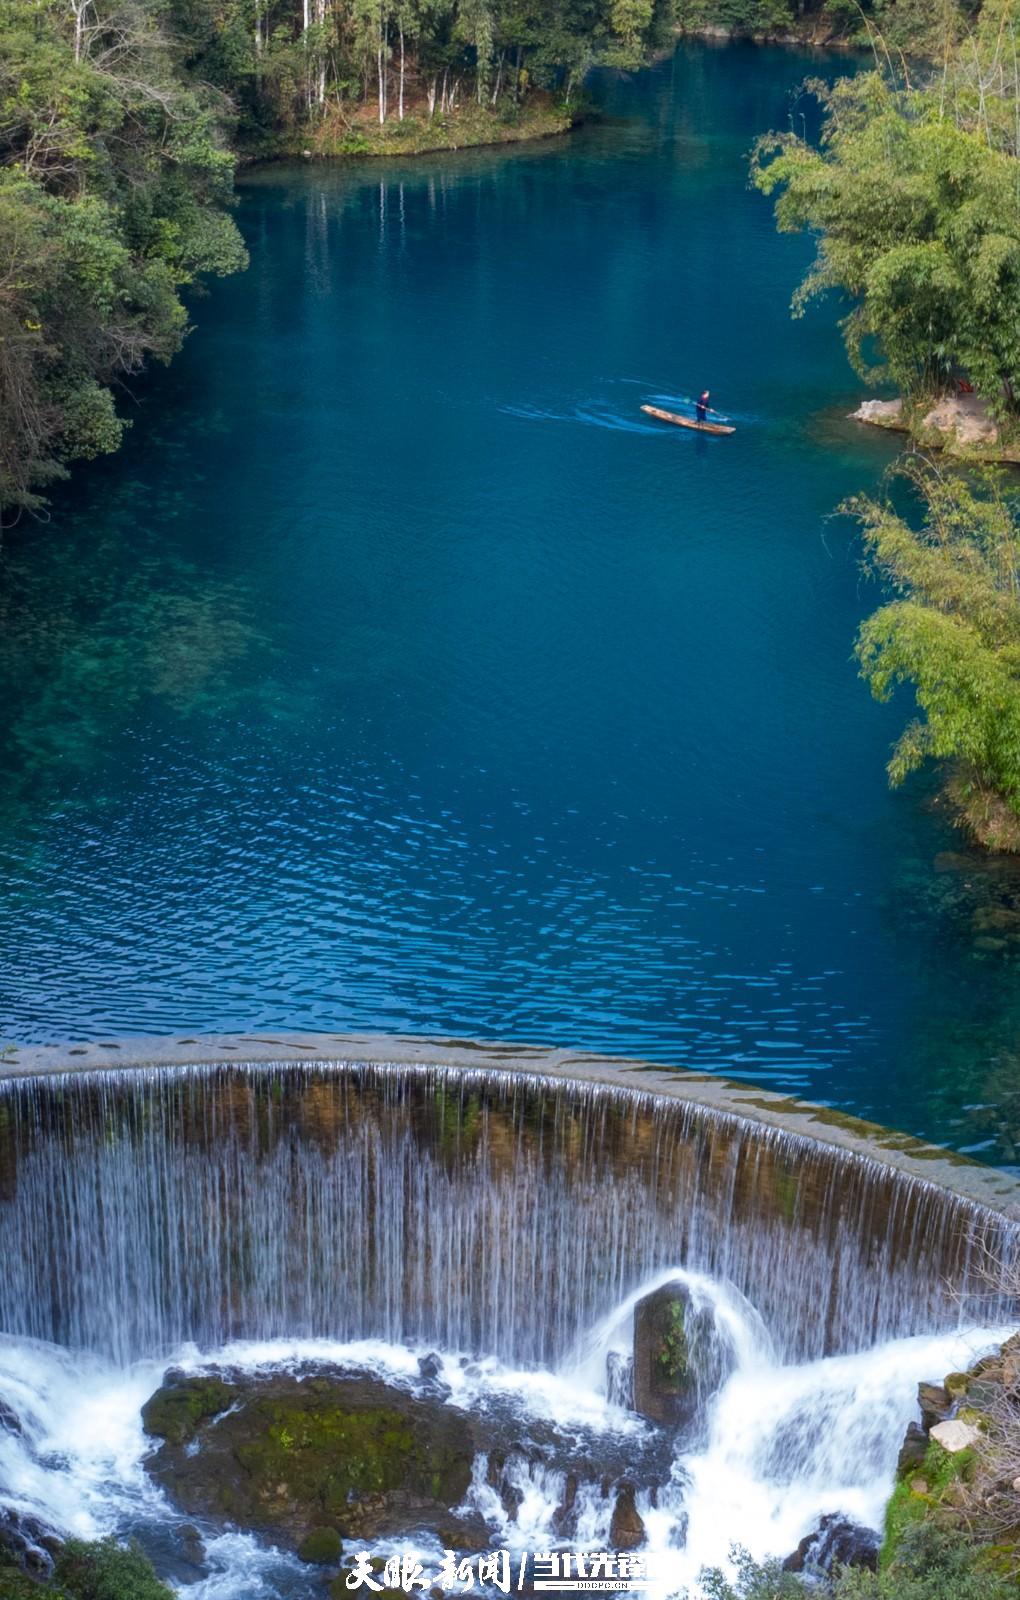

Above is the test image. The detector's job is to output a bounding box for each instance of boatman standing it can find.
[696,389,711,423]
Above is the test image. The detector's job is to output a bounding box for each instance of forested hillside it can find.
[0,0,248,515]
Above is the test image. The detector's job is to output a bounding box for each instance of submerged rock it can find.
[141,1361,672,1559]
[142,1367,474,1549]
[0,1509,61,1577]
[0,1403,23,1439]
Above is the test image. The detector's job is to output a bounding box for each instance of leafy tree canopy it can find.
[848,456,1020,825]
[753,66,1020,409]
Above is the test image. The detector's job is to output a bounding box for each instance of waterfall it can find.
[0,1061,1015,1367]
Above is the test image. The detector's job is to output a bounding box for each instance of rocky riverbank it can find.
[888,1333,1020,1577]
[851,396,1020,465]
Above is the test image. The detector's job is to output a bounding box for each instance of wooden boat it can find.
[641,403,735,436]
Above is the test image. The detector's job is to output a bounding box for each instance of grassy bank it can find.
[285,93,581,161]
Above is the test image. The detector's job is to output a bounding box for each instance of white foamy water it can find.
[0,1277,1014,1599]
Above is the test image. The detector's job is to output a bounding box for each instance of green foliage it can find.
[672,0,965,43]
[673,0,793,35]
[848,457,1020,825]
[657,1298,691,1383]
[0,1539,171,1600]
[753,69,1020,411]
[0,0,246,515]
[51,1539,174,1600]
[698,1526,1016,1600]
[882,1440,976,1566]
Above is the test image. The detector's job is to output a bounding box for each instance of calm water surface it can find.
[2,43,1019,1162]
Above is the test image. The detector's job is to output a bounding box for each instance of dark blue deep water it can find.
[2,42,1020,1162]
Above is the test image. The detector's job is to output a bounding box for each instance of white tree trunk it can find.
[314,0,325,105]
[398,24,405,119]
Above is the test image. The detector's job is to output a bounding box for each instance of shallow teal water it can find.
[2,42,1019,1161]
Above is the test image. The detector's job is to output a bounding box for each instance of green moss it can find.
[141,1377,234,1446]
[882,1441,976,1571]
[296,1528,343,1565]
[229,1392,471,1521]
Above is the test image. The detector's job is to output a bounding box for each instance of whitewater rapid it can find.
[0,1269,1013,1598]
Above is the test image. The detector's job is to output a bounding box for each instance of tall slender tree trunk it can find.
[398,23,405,120]
[377,1,387,123]
[72,0,87,63]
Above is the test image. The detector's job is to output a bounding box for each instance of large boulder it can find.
[632,1281,734,1432]
[142,1367,475,1551]
[632,1282,698,1428]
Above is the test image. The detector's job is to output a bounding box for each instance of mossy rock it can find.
[632,1282,695,1427]
[141,1374,234,1446]
[882,1440,977,1571]
[143,1367,475,1548]
[296,1528,343,1565]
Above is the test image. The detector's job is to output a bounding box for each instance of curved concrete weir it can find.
[0,1033,1018,1370]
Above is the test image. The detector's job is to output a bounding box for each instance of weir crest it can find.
[0,1057,1016,1369]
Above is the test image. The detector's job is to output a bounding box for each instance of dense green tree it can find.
[753,71,1020,413]
[848,457,1020,841]
[699,1527,1017,1600]
[0,0,247,516]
